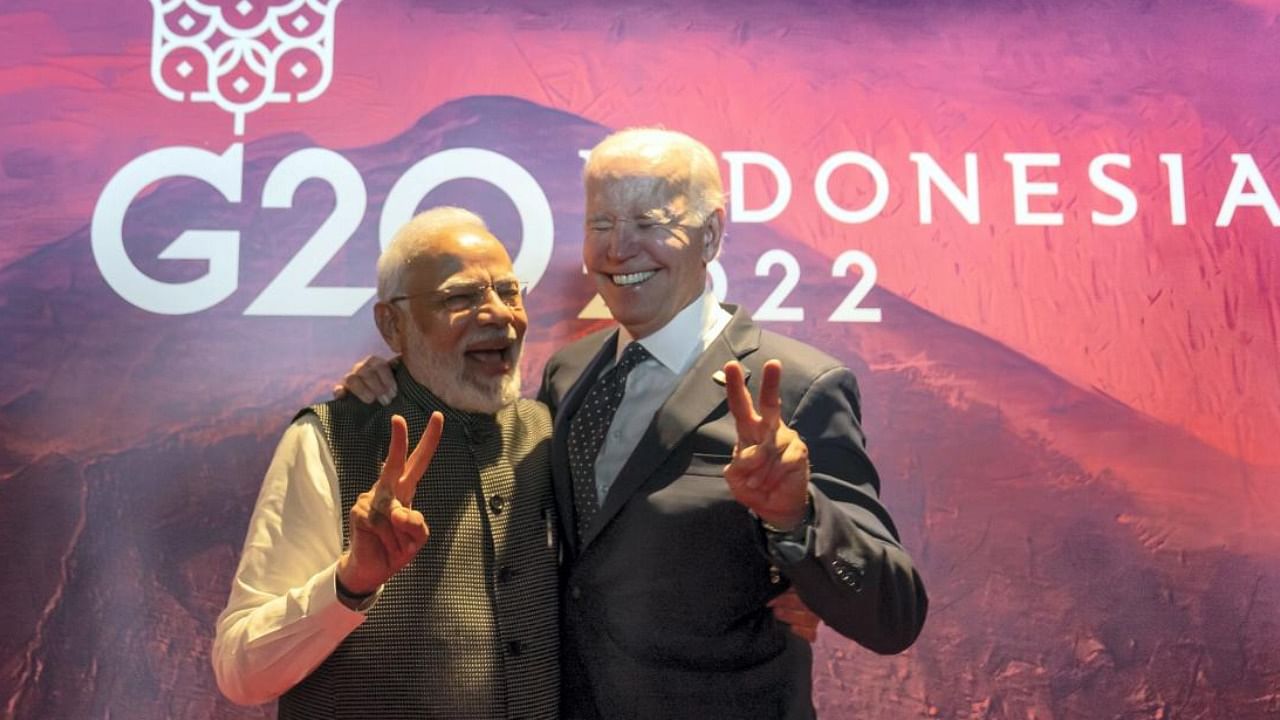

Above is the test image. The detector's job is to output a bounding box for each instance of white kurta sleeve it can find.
[211,414,377,706]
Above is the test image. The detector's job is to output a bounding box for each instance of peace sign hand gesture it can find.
[722,360,810,531]
[336,412,443,595]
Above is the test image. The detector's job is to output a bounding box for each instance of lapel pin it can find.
[712,368,749,386]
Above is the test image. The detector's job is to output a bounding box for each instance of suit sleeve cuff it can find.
[761,491,816,564]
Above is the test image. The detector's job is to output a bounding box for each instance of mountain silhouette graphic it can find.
[1,95,1276,719]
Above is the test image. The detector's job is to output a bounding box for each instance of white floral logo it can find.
[149,0,343,135]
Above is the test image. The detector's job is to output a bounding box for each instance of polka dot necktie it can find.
[567,341,653,542]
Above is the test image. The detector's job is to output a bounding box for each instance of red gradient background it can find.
[1,1,1278,718]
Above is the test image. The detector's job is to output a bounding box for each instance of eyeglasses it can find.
[386,280,525,314]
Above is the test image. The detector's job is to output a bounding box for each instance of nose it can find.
[605,222,641,261]
[475,287,517,326]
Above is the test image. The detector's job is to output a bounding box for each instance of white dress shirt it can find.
[211,415,375,706]
[591,291,732,500]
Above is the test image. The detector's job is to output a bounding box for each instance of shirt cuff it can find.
[761,493,816,565]
[318,562,382,616]
[766,523,815,565]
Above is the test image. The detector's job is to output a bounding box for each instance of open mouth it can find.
[464,338,515,371]
[611,270,657,287]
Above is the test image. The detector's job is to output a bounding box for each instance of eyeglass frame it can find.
[384,279,526,314]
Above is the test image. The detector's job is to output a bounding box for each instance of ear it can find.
[374,302,406,354]
[701,208,725,263]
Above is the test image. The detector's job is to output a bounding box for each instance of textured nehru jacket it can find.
[279,364,560,720]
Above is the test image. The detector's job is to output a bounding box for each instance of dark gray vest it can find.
[279,368,559,719]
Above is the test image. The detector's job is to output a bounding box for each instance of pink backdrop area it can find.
[2,1,1278,718]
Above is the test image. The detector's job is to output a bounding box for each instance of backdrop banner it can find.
[2,1,1278,717]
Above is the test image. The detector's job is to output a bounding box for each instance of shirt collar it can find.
[617,290,729,375]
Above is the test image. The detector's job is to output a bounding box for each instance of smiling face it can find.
[375,228,526,414]
[583,153,723,339]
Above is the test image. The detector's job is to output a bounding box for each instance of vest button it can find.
[498,566,515,583]
[489,494,506,514]
[507,640,524,656]
[569,585,582,600]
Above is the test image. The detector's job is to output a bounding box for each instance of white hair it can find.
[583,127,726,223]
[376,206,490,301]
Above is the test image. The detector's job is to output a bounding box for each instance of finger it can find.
[352,500,405,557]
[391,507,430,548]
[375,513,406,557]
[757,360,784,442]
[343,374,378,404]
[367,357,398,404]
[358,356,396,407]
[730,443,772,472]
[398,412,444,504]
[769,591,820,641]
[750,452,784,492]
[725,475,772,518]
[347,523,391,574]
[389,528,425,570]
[377,415,409,495]
[767,589,803,610]
[724,480,764,512]
[723,455,753,490]
[725,444,772,489]
[722,361,761,443]
[751,436,806,498]
[778,433,810,481]
[770,607,817,629]
[756,435,802,487]
[332,383,348,400]
[789,622,818,643]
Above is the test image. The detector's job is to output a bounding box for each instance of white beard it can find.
[403,328,522,415]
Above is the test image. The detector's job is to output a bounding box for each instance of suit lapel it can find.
[582,306,761,548]
[551,330,620,557]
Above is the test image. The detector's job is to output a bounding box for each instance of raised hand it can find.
[722,360,810,530]
[333,355,398,405]
[336,412,443,595]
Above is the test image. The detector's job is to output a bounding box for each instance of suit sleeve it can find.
[536,356,558,414]
[773,366,928,654]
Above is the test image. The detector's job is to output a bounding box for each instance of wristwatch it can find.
[759,492,814,544]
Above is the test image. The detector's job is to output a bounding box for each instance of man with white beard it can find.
[212,207,561,719]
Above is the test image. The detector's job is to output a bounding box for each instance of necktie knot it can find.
[614,341,652,376]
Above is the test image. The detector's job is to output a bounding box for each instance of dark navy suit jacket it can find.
[538,306,927,720]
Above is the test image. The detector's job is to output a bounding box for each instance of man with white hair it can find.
[212,207,560,719]
[342,129,927,719]
[540,127,928,718]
